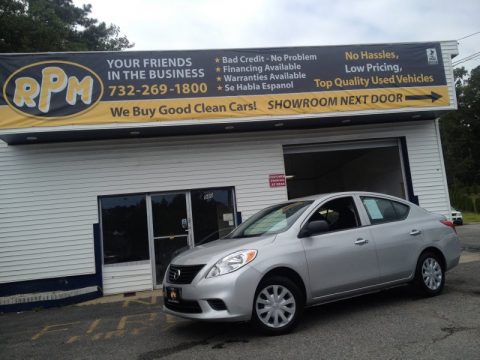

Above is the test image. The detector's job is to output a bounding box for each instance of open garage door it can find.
[284,139,410,200]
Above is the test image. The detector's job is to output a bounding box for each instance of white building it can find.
[0,41,458,310]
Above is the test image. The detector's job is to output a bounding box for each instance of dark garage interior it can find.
[284,143,407,199]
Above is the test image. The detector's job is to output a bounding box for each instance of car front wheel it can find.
[251,276,303,335]
[414,252,445,297]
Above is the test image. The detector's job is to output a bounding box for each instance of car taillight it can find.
[440,220,456,233]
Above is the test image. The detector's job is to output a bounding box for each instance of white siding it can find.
[441,41,459,110]
[0,119,450,293]
[102,262,153,295]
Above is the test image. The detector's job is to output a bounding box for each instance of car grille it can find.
[164,299,202,313]
[168,264,205,284]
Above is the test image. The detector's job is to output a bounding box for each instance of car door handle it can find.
[354,238,369,245]
[410,229,422,236]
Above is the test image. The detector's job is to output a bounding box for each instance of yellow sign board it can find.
[0,43,452,131]
[0,85,450,129]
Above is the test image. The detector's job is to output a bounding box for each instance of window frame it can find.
[301,196,361,235]
[98,187,240,267]
[360,196,411,225]
[99,193,150,266]
[190,186,238,245]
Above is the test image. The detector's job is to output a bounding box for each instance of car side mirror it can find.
[298,220,330,238]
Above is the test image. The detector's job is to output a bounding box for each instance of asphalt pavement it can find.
[457,223,480,251]
[1,225,479,360]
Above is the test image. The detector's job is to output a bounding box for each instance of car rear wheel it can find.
[251,276,303,335]
[414,251,445,297]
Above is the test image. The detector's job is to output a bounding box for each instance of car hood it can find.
[169,234,277,266]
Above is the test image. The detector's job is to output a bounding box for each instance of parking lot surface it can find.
[1,225,479,360]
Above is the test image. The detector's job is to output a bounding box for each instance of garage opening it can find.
[283,139,409,200]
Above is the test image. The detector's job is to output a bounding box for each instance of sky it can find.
[76,0,480,71]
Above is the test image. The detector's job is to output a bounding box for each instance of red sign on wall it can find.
[269,174,286,188]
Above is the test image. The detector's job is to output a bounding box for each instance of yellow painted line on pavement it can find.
[31,322,81,340]
[460,251,480,264]
[66,335,80,344]
[117,312,158,330]
[76,289,163,306]
[86,319,101,334]
[104,330,125,339]
[122,293,159,308]
[92,333,103,341]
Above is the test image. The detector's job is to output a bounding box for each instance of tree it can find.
[0,0,133,52]
[440,66,480,210]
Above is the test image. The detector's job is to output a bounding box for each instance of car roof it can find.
[291,191,410,203]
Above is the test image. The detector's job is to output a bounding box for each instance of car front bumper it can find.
[162,265,262,322]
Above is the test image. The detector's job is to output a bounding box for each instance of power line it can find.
[455,31,480,67]
[453,51,480,66]
[453,55,480,67]
[453,50,480,64]
[458,31,480,41]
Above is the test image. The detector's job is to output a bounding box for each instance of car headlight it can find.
[206,250,257,278]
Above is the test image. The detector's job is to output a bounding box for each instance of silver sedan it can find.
[163,192,461,335]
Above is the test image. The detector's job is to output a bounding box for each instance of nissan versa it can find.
[163,192,461,335]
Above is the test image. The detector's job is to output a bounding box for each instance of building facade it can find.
[0,41,458,310]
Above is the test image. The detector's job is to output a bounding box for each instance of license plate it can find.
[165,287,181,303]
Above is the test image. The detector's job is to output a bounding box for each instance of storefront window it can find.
[191,188,236,245]
[100,195,149,264]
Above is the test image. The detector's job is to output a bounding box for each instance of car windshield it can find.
[225,201,313,239]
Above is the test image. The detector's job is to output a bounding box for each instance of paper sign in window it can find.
[363,199,384,220]
[223,213,234,222]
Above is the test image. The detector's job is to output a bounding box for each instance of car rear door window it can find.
[361,197,410,224]
[392,201,410,219]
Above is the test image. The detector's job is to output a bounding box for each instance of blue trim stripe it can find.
[0,291,100,313]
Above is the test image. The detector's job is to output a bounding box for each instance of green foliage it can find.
[450,186,480,213]
[463,211,480,224]
[0,0,133,52]
[440,66,480,210]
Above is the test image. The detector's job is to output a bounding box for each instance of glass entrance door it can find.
[148,187,236,286]
[150,192,191,286]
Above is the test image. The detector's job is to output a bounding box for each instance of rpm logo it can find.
[3,61,104,118]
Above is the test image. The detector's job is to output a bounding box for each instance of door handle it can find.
[410,229,422,236]
[354,238,369,245]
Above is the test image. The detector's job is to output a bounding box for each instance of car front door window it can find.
[307,197,360,233]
